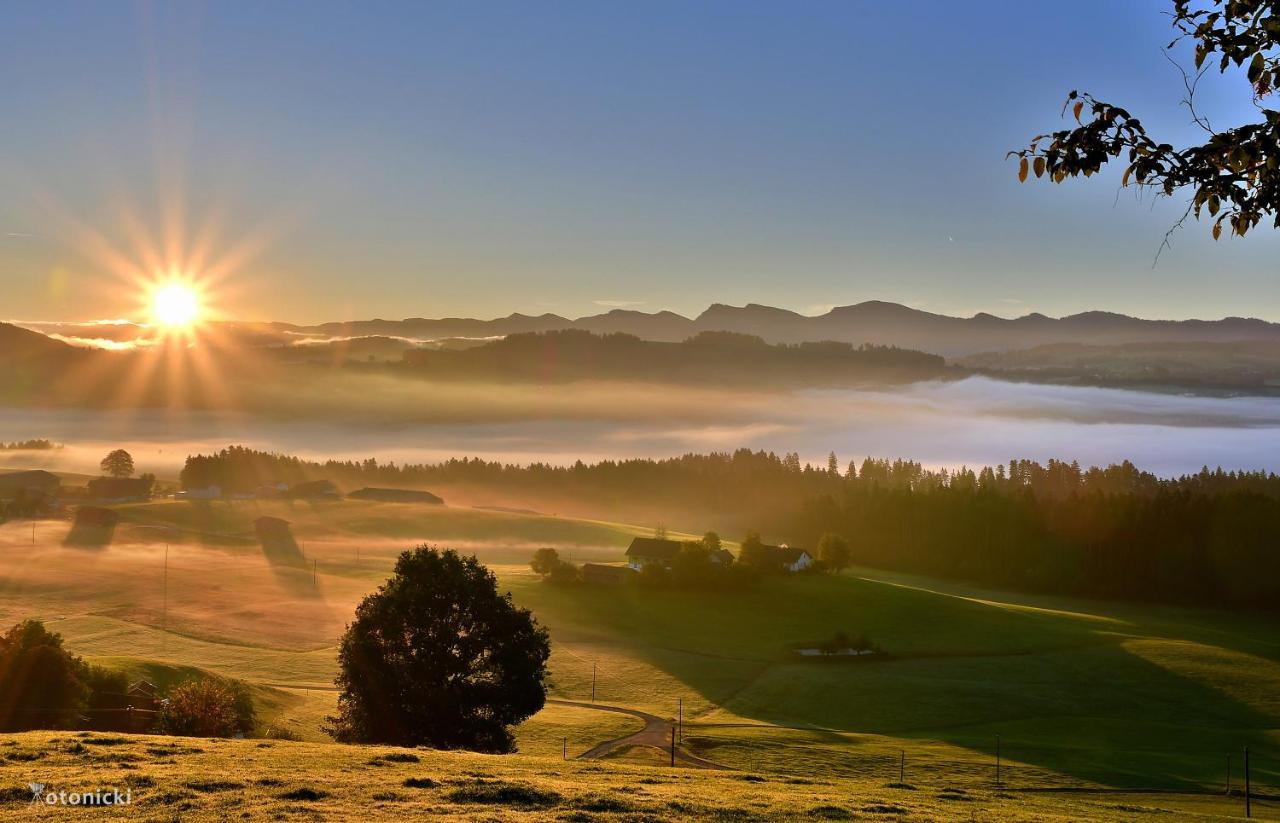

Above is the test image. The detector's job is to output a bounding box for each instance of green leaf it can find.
[1248,52,1264,84]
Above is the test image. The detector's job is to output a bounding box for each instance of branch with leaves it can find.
[1011,0,1280,240]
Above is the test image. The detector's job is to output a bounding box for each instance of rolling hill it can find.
[267,302,1280,358]
[1,499,1277,819]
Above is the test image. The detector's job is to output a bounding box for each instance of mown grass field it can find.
[1,499,1278,819]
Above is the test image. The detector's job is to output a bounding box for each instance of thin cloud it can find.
[592,299,646,309]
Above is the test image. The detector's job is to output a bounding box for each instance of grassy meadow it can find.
[0,499,1277,819]
[7,730,1270,822]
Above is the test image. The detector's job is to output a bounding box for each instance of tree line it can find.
[180,446,1280,609]
[394,329,947,386]
[790,462,1280,609]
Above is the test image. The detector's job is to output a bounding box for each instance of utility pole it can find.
[591,661,597,702]
[32,522,36,545]
[313,558,317,587]
[995,734,1001,786]
[163,543,169,631]
[1227,753,1232,796]
[562,737,566,761]
[1245,746,1251,818]
[900,750,905,785]
[678,698,683,743]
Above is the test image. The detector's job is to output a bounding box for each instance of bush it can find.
[259,724,301,741]
[158,679,253,738]
[817,533,852,571]
[530,547,579,584]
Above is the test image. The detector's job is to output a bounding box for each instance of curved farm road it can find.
[547,698,730,770]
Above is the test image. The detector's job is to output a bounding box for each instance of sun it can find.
[150,282,202,329]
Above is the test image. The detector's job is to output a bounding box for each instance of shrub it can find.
[817,532,852,571]
[158,679,252,738]
[259,724,301,741]
[531,547,580,584]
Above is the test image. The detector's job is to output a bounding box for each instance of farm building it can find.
[0,469,60,501]
[624,537,684,570]
[87,476,153,502]
[287,479,341,500]
[761,544,815,573]
[708,547,735,565]
[176,485,222,500]
[347,487,444,504]
[582,563,638,585]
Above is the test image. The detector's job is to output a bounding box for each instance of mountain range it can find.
[270,301,1280,358]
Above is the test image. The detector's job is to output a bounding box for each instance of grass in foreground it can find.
[0,731,1274,821]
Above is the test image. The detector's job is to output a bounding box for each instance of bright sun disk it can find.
[151,283,202,328]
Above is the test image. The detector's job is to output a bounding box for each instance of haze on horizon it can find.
[2,1,1279,326]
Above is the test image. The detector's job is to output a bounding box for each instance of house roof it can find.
[0,469,61,491]
[709,548,735,564]
[763,544,811,563]
[288,479,340,497]
[625,537,684,560]
[348,487,443,504]
[86,476,151,498]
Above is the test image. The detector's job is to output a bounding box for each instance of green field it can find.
[1,499,1277,819]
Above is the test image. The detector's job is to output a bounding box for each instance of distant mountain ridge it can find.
[270,301,1280,358]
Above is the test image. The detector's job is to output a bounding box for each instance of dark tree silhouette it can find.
[738,531,768,567]
[0,621,88,730]
[1013,1,1280,241]
[529,548,561,576]
[327,546,550,752]
[817,532,852,571]
[100,449,135,478]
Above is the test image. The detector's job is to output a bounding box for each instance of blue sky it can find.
[1,1,1276,323]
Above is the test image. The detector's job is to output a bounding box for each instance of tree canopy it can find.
[100,449,135,478]
[0,620,89,731]
[1014,1,1280,240]
[327,546,550,752]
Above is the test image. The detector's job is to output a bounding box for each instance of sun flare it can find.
[150,282,202,329]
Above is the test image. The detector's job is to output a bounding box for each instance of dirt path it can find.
[547,698,730,770]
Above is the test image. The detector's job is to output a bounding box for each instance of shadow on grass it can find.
[522,572,1280,790]
[63,506,118,548]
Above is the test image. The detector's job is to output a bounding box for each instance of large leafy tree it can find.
[1013,1,1280,240]
[100,449,135,478]
[0,621,89,731]
[327,546,550,752]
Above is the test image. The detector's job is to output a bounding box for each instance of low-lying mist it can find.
[3,375,1280,479]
